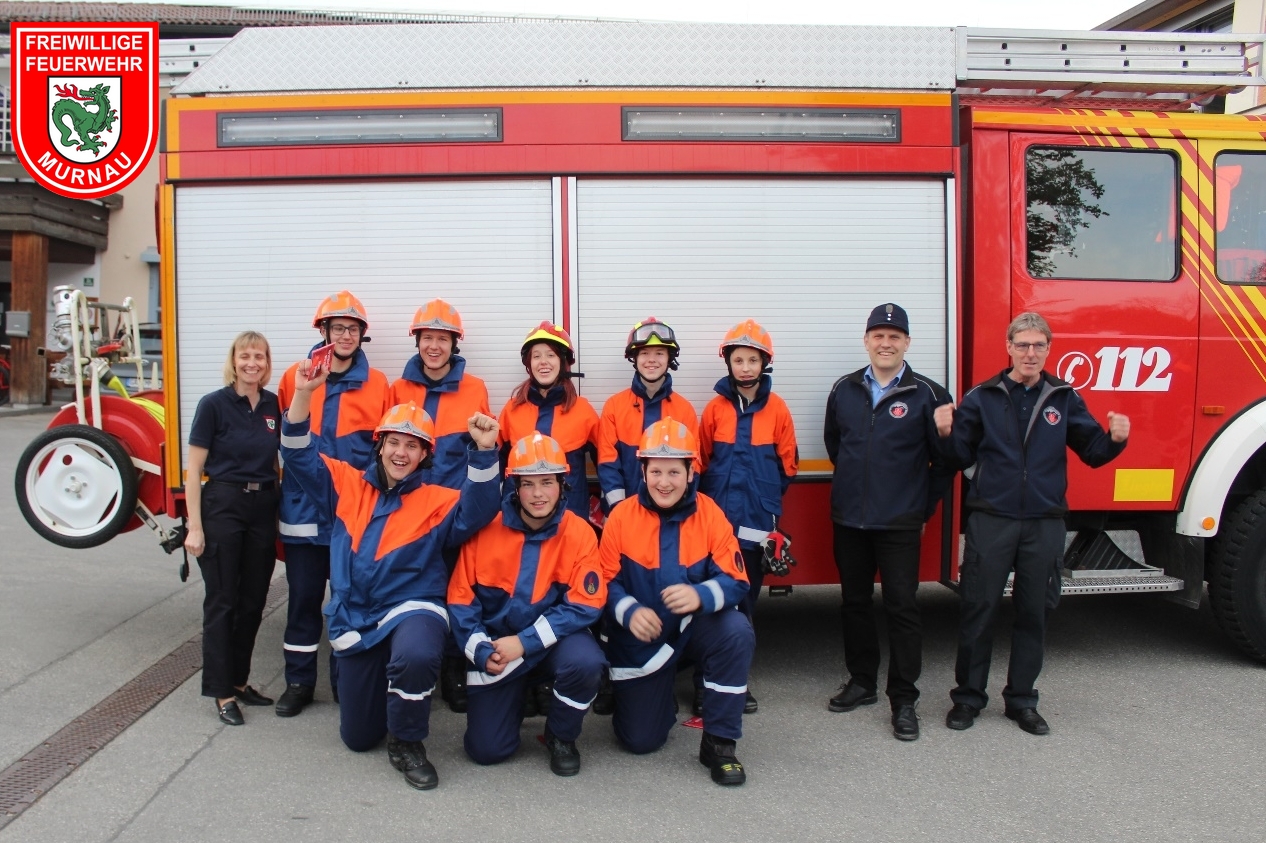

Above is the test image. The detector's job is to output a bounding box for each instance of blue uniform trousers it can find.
[282,542,337,690]
[951,512,1065,712]
[613,609,754,754]
[335,611,448,751]
[464,631,608,765]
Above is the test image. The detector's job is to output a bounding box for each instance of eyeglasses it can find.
[1009,341,1049,353]
[328,324,362,337]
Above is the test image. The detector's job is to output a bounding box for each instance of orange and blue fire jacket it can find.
[699,375,799,549]
[279,415,501,656]
[277,347,391,545]
[597,374,698,511]
[390,354,491,490]
[448,497,606,685]
[497,384,599,518]
[600,481,747,678]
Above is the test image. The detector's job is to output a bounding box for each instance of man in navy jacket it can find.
[823,302,954,741]
[935,312,1129,736]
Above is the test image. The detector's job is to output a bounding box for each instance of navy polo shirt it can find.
[1006,376,1038,441]
[188,386,281,483]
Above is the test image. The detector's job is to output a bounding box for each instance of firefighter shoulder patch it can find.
[734,550,744,573]
[583,571,599,595]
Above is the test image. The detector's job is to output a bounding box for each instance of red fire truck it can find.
[17,22,1266,661]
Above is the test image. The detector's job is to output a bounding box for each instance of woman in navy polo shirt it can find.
[184,331,282,726]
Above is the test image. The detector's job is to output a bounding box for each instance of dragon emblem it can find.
[51,82,117,157]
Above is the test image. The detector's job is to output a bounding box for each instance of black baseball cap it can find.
[865,303,909,334]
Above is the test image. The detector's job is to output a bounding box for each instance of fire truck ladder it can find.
[958,27,1266,103]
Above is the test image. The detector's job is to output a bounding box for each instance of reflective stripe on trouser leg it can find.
[282,542,331,687]
[685,609,755,742]
[544,631,608,743]
[464,672,531,765]
[384,612,449,743]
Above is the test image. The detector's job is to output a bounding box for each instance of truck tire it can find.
[15,424,139,549]
[1207,489,1266,663]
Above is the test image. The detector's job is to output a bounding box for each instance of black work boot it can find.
[440,656,468,714]
[387,735,439,790]
[592,673,614,716]
[698,732,747,786]
[544,730,581,777]
[275,683,315,718]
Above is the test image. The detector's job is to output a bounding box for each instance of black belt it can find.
[208,479,276,492]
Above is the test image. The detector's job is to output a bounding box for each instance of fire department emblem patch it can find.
[11,22,159,200]
[734,551,745,573]
[583,571,599,595]
[1043,406,1062,425]
[265,417,277,431]
[889,401,909,419]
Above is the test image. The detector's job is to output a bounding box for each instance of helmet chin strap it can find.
[512,475,569,523]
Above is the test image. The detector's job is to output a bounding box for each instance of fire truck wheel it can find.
[1208,489,1266,663]
[14,424,139,550]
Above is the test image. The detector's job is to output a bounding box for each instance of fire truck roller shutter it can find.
[573,178,950,473]
[173,180,555,467]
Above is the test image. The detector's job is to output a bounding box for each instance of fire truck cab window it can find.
[1215,153,1266,285]
[1025,147,1178,282]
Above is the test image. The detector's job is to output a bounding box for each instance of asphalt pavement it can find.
[2,410,1265,842]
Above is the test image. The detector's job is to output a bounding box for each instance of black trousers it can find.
[197,483,278,699]
[951,512,1064,712]
[832,523,923,707]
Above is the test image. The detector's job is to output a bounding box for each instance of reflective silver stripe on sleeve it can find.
[379,600,449,628]
[278,521,319,538]
[605,489,626,505]
[614,595,638,627]
[387,682,435,701]
[702,579,725,612]
[703,679,748,695]
[280,432,310,449]
[737,525,769,543]
[466,657,524,686]
[610,643,675,681]
[467,462,499,483]
[553,687,594,711]
[283,642,319,653]
[533,615,558,648]
[464,632,491,663]
[330,630,362,651]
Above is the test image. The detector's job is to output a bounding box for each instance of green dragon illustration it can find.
[52,83,118,157]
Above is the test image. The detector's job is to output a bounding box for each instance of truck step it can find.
[950,568,1185,596]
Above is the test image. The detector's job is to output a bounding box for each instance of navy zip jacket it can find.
[824,365,954,530]
[944,369,1126,520]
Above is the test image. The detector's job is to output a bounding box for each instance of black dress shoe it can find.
[441,658,468,714]
[235,685,274,706]
[1005,707,1050,735]
[743,690,758,714]
[698,732,746,786]
[828,681,878,712]
[945,702,980,730]
[544,730,581,777]
[892,704,920,741]
[217,700,244,726]
[275,683,315,718]
[387,735,439,790]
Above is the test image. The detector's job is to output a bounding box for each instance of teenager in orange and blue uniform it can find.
[282,363,501,791]
[497,322,599,520]
[601,418,754,786]
[275,291,391,718]
[698,320,798,716]
[448,433,608,777]
[390,299,491,490]
[389,299,491,712]
[597,317,698,513]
